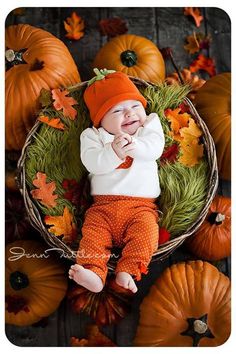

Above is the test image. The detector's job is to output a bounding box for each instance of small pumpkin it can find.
[5,240,68,326]
[134,261,230,347]
[5,24,81,151]
[93,34,165,83]
[186,195,231,260]
[68,275,134,326]
[194,73,231,180]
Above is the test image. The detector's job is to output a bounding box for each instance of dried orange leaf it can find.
[179,117,203,144]
[64,12,85,40]
[184,32,200,54]
[44,206,76,243]
[189,54,216,76]
[184,7,203,27]
[31,172,58,208]
[165,108,190,134]
[179,140,204,167]
[38,115,65,130]
[52,88,77,120]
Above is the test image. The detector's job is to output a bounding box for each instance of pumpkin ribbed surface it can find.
[134,261,230,347]
[194,73,231,180]
[5,24,81,150]
[5,240,68,326]
[93,34,165,83]
[186,195,231,260]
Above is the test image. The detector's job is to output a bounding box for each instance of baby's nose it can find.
[125,108,134,117]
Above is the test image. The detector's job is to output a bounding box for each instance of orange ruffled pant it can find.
[76,195,159,284]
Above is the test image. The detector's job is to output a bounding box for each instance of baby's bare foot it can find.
[69,264,103,293]
[115,271,138,293]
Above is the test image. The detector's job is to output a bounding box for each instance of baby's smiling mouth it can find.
[122,120,138,127]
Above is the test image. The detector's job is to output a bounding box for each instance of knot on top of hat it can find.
[87,68,116,86]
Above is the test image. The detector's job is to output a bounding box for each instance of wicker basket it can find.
[17,77,218,270]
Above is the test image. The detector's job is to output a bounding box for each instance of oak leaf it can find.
[39,88,53,107]
[31,172,58,208]
[179,139,204,167]
[179,117,202,144]
[184,7,203,27]
[64,12,85,40]
[184,32,200,54]
[189,54,216,76]
[160,143,179,164]
[52,88,78,120]
[44,206,77,243]
[38,115,65,130]
[165,108,190,134]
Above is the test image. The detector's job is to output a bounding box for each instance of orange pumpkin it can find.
[5,240,68,326]
[186,195,231,260]
[5,24,81,151]
[134,261,231,347]
[194,73,231,180]
[93,34,165,83]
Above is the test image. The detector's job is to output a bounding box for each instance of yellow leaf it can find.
[179,140,204,167]
[44,207,76,243]
[179,118,202,144]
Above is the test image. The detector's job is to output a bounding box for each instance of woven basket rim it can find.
[17,77,219,267]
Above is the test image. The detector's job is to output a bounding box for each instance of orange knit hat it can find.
[84,69,147,127]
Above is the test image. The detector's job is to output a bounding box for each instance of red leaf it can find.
[184,7,203,27]
[160,143,179,164]
[52,88,78,120]
[189,54,216,77]
[159,228,170,245]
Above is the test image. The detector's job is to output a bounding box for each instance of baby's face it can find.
[100,100,147,135]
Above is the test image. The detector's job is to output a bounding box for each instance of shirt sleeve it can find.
[128,113,165,161]
[80,128,124,175]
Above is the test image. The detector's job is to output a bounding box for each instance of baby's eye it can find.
[113,109,122,113]
[132,104,140,108]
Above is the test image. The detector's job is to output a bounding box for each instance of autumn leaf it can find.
[189,54,216,76]
[184,7,203,27]
[184,32,211,54]
[99,17,128,37]
[179,139,204,167]
[165,108,190,134]
[184,32,200,54]
[44,206,77,243]
[159,227,170,245]
[179,117,203,144]
[52,88,78,120]
[160,143,179,165]
[31,172,58,208]
[64,12,85,40]
[38,115,65,130]
[70,324,117,347]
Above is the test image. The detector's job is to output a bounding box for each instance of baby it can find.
[69,69,165,293]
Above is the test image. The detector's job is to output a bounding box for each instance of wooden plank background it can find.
[5,7,231,347]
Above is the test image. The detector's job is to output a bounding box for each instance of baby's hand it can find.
[112,133,135,160]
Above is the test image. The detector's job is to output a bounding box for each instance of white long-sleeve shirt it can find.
[80,113,165,198]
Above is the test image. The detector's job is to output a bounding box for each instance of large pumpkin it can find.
[194,73,231,180]
[186,195,231,260]
[5,240,68,326]
[134,261,230,347]
[93,34,165,83]
[5,24,81,150]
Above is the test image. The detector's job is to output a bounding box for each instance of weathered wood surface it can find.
[5,7,231,347]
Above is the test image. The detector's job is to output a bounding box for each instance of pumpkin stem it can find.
[208,212,225,225]
[180,314,214,346]
[120,50,137,67]
[9,271,29,291]
[5,48,27,70]
[193,319,208,334]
